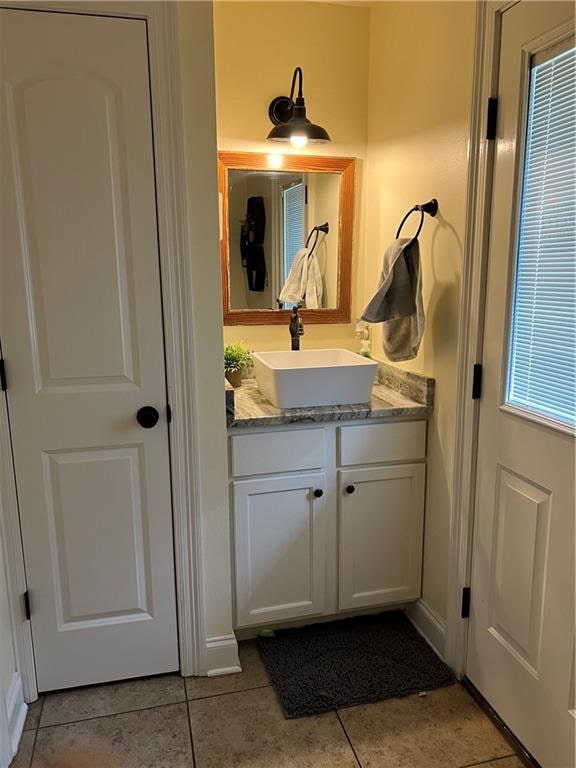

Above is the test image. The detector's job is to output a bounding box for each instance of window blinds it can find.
[506,45,576,428]
[283,182,305,280]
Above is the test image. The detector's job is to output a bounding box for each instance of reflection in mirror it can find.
[218,152,355,325]
[228,169,340,310]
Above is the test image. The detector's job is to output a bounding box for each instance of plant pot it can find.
[225,369,243,388]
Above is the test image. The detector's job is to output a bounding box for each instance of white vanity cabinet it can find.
[338,463,425,610]
[229,419,427,629]
[233,472,327,627]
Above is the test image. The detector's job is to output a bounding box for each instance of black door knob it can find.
[313,489,324,498]
[345,484,356,494]
[136,406,160,429]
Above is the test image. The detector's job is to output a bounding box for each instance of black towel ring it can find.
[306,222,329,253]
[396,199,438,240]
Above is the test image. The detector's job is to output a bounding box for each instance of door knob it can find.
[136,406,160,429]
[313,488,324,498]
[345,484,356,494]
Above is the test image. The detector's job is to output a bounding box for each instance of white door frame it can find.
[0,1,206,701]
[444,0,521,676]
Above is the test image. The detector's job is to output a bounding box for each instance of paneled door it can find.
[0,9,178,690]
[467,3,575,766]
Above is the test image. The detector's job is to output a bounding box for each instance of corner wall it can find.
[177,0,238,673]
[213,0,370,351]
[363,1,475,622]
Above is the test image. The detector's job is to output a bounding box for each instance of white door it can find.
[467,3,575,766]
[338,464,424,610]
[0,9,178,690]
[233,472,327,627]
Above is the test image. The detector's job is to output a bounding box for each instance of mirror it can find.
[218,152,355,325]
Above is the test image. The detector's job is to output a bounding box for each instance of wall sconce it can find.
[267,67,331,148]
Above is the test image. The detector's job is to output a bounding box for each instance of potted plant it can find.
[224,342,252,388]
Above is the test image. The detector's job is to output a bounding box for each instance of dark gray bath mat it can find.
[257,611,454,718]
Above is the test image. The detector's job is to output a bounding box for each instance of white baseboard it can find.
[406,599,446,659]
[5,672,27,764]
[205,634,241,677]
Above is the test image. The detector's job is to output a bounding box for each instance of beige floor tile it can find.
[31,703,192,768]
[338,684,514,768]
[11,730,35,768]
[185,640,270,700]
[23,697,43,731]
[40,674,185,727]
[189,686,358,768]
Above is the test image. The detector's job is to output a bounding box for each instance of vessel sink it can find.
[252,349,378,409]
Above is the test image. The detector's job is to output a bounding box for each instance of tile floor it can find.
[12,641,526,768]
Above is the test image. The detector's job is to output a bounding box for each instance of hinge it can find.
[23,590,31,621]
[0,358,6,392]
[461,587,471,619]
[304,184,308,205]
[486,97,498,140]
[166,404,172,424]
[472,363,483,400]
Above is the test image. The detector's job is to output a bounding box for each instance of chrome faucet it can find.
[289,304,304,351]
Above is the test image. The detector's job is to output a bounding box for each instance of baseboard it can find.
[5,672,27,762]
[205,634,241,677]
[405,599,446,659]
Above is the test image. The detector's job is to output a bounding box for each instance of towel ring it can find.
[396,199,438,240]
[305,222,329,254]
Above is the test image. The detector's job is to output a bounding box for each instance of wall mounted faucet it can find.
[289,304,304,351]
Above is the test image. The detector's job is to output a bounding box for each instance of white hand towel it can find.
[279,247,309,305]
[279,247,324,309]
[361,238,424,361]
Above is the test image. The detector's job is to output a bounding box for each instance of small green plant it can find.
[224,342,252,373]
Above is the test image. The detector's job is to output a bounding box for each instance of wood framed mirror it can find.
[218,152,355,325]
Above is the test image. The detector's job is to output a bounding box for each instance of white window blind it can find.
[506,45,576,428]
[282,182,305,280]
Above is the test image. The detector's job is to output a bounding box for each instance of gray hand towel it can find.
[361,238,424,362]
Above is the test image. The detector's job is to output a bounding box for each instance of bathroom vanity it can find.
[226,369,433,630]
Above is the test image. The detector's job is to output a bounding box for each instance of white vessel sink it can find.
[252,349,378,409]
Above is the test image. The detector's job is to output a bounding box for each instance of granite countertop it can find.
[226,363,434,429]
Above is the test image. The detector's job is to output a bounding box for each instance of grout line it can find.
[28,696,45,768]
[458,753,520,768]
[36,699,188,730]
[185,699,197,768]
[186,683,272,703]
[335,710,363,768]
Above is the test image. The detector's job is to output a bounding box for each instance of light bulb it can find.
[290,134,308,148]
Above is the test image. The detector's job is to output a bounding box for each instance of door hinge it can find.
[461,587,471,619]
[0,358,7,392]
[304,184,308,205]
[23,590,31,621]
[486,97,498,140]
[472,363,483,400]
[166,404,172,424]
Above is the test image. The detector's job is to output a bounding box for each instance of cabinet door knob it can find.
[345,484,356,495]
[313,488,324,498]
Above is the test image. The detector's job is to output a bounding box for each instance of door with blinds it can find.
[467,3,575,767]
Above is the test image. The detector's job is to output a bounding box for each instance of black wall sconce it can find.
[267,67,331,148]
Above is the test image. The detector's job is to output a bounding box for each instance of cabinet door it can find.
[338,464,425,610]
[234,472,327,627]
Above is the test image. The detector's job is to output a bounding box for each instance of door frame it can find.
[444,0,521,676]
[0,0,207,701]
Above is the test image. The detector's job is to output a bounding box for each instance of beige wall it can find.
[213,0,370,351]
[363,2,475,621]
